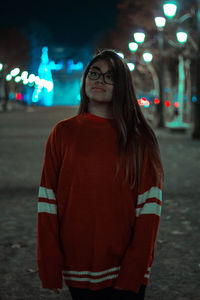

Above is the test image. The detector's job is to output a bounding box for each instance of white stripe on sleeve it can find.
[38,186,56,201]
[138,187,162,205]
[136,202,161,217]
[38,202,57,214]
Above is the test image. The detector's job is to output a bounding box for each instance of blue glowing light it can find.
[192,95,197,103]
[32,46,64,106]
[67,59,83,74]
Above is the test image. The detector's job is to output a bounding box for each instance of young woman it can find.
[37,49,163,300]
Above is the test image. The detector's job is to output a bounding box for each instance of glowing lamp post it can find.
[163,2,177,18]
[11,68,20,77]
[127,63,135,71]
[176,31,188,44]
[6,74,12,81]
[14,76,21,83]
[154,16,167,128]
[155,17,166,30]
[134,32,146,44]
[128,42,139,52]
[143,52,153,63]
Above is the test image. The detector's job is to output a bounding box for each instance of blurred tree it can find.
[0,27,30,111]
[192,0,200,139]
[98,0,199,135]
[0,27,30,72]
[21,21,55,74]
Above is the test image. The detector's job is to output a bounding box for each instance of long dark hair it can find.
[77,49,163,190]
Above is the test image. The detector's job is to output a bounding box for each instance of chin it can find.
[93,99,112,103]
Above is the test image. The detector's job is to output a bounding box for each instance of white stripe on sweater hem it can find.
[138,187,162,205]
[144,267,151,279]
[136,202,161,217]
[63,274,119,283]
[63,266,120,277]
[38,202,57,214]
[38,186,56,201]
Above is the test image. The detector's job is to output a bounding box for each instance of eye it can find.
[105,73,113,80]
[89,71,99,78]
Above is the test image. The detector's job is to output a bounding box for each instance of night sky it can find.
[1,1,119,47]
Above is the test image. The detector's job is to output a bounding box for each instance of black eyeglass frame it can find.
[87,70,114,85]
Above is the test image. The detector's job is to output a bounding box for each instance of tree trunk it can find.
[185,59,192,122]
[176,55,185,123]
[156,31,165,128]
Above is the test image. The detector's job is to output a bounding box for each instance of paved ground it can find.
[0,105,200,300]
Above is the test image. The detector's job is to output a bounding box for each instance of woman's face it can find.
[85,60,114,104]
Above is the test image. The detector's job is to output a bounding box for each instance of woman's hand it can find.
[50,288,60,294]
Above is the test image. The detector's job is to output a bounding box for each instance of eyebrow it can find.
[90,66,112,73]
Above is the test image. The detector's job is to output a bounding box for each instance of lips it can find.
[93,86,105,92]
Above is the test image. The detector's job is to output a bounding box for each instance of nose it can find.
[96,74,105,84]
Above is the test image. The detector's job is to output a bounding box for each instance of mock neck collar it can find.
[84,112,115,123]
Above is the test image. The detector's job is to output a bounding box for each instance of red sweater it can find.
[37,112,162,293]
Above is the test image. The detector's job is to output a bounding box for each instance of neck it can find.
[88,102,113,119]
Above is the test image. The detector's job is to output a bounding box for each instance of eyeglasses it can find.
[87,70,114,85]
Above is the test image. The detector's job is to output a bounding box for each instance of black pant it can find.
[68,285,146,300]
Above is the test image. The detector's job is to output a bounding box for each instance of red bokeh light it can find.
[165,101,171,107]
[174,102,179,108]
[16,93,22,101]
[154,98,160,104]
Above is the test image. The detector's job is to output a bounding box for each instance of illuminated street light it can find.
[11,68,20,76]
[0,63,3,71]
[15,76,21,83]
[21,71,28,80]
[6,74,12,81]
[176,31,188,43]
[143,52,153,62]
[154,17,166,29]
[134,32,146,44]
[128,42,139,52]
[163,2,177,18]
[127,63,135,71]
[28,74,36,83]
[23,79,29,85]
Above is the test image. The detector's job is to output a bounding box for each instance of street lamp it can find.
[28,74,36,83]
[0,63,3,71]
[6,74,12,81]
[15,76,21,83]
[128,42,139,52]
[143,52,153,62]
[134,32,146,44]
[21,71,28,80]
[11,68,20,77]
[163,2,177,18]
[154,16,167,128]
[155,17,166,29]
[176,31,188,44]
[127,63,135,71]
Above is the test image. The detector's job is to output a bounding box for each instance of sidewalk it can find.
[0,107,199,300]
